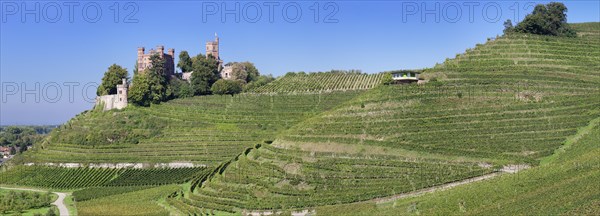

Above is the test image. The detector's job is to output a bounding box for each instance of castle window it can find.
[119,90,122,94]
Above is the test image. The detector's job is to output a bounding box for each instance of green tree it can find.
[241,62,259,82]
[169,78,194,98]
[513,2,575,37]
[133,61,138,75]
[211,79,243,96]
[45,208,57,216]
[503,19,514,34]
[128,54,170,105]
[177,51,193,72]
[230,63,248,81]
[127,73,152,106]
[190,54,220,95]
[381,72,393,85]
[243,74,275,92]
[148,54,168,82]
[97,64,128,96]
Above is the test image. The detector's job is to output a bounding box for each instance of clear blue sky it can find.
[1,0,599,125]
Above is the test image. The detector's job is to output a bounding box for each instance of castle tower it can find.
[168,48,175,58]
[115,78,128,109]
[137,47,145,56]
[157,45,165,58]
[137,47,145,73]
[206,33,219,59]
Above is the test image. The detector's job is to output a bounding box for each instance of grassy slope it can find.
[177,23,599,212]
[21,91,363,165]
[316,117,600,215]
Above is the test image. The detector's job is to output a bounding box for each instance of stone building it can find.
[220,65,233,80]
[206,33,220,60]
[182,72,193,81]
[137,45,175,76]
[96,78,128,111]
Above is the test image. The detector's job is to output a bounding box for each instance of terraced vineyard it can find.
[76,185,180,216]
[280,85,599,163]
[0,165,208,189]
[73,186,154,201]
[166,23,599,213]
[169,144,492,212]
[316,118,600,215]
[22,91,363,165]
[250,72,385,93]
[3,23,597,215]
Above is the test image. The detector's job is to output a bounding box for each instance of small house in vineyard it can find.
[391,71,420,84]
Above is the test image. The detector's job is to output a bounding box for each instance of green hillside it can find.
[166,23,599,213]
[1,23,598,215]
[317,118,600,215]
[21,91,362,165]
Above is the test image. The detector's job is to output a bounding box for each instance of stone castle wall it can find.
[95,79,128,111]
[96,94,127,111]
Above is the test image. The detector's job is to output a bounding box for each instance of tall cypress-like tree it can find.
[177,51,193,72]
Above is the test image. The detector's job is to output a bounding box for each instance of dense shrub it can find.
[506,2,576,37]
[0,190,54,214]
[210,79,243,96]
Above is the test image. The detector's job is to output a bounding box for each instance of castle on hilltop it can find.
[97,34,231,111]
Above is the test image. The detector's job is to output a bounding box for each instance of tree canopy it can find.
[225,62,261,83]
[229,63,248,81]
[97,64,128,96]
[128,54,172,106]
[381,72,393,85]
[0,190,54,214]
[177,51,193,73]
[190,54,220,95]
[241,62,260,82]
[0,126,50,155]
[169,78,194,98]
[243,74,275,92]
[127,73,152,106]
[211,79,243,96]
[507,2,576,37]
